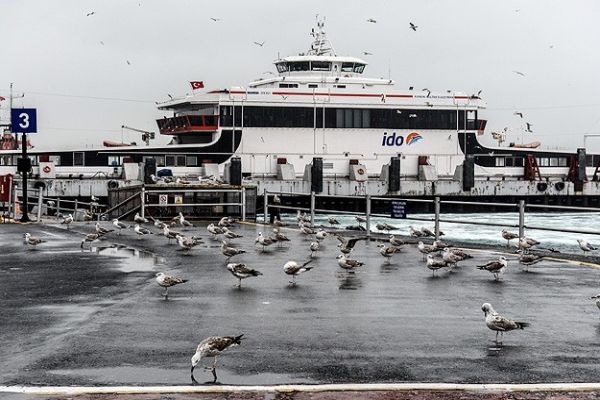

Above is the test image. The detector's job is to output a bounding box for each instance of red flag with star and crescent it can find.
[190,81,204,90]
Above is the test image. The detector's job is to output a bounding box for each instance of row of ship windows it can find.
[278,83,345,89]
[0,155,199,167]
[220,106,477,130]
[494,157,569,167]
[275,61,366,74]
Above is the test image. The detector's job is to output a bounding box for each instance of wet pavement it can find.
[1,220,600,394]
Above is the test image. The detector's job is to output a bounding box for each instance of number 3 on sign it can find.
[10,108,37,133]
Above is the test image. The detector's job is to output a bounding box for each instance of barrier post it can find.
[140,187,146,218]
[519,200,525,238]
[366,194,371,238]
[241,187,246,222]
[434,197,441,240]
[263,189,269,224]
[310,192,316,226]
[37,188,43,222]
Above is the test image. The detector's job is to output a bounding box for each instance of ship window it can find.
[109,156,121,166]
[495,157,505,167]
[186,156,198,166]
[537,157,549,167]
[353,64,366,73]
[341,62,354,72]
[558,157,567,167]
[166,155,176,166]
[50,155,61,166]
[311,61,331,71]
[289,62,309,72]
[308,84,318,88]
[586,155,594,167]
[73,152,84,166]
[362,109,371,128]
[276,63,288,73]
[549,157,559,167]
[506,157,514,167]
[335,85,346,89]
[176,155,186,166]
[278,83,298,88]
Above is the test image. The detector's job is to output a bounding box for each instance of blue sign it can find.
[390,200,407,219]
[11,108,37,133]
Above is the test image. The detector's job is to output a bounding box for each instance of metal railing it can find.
[14,188,107,222]
[264,190,600,240]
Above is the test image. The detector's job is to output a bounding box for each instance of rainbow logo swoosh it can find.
[406,132,423,145]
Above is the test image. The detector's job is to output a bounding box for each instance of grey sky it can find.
[1,0,599,150]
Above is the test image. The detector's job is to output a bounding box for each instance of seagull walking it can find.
[477,256,508,280]
[481,303,529,344]
[191,335,244,384]
[273,228,290,245]
[112,218,128,235]
[221,241,246,260]
[227,263,262,288]
[577,239,596,255]
[155,272,188,299]
[501,230,519,247]
[81,232,103,249]
[284,259,313,284]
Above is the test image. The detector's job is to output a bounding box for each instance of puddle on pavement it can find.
[92,245,165,273]
[48,365,316,385]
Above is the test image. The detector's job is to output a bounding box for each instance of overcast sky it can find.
[1,0,599,150]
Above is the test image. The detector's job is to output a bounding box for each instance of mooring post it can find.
[310,191,316,226]
[140,186,146,219]
[434,196,441,241]
[241,187,246,222]
[37,188,43,222]
[365,194,371,238]
[518,200,525,238]
[263,189,269,224]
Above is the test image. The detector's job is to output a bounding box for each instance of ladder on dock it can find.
[524,154,542,181]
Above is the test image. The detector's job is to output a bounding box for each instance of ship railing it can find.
[263,190,600,241]
[12,188,108,222]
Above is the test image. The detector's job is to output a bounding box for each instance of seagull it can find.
[126,60,131,65]
[513,70,525,76]
[376,223,397,233]
[363,51,373,56]
[377,244,401,263]
[517,237,539,253]
[134,212,148,224]
[134,224,152,238]
[409,22,418,31]
[61,214,74,230]
[191,335,244,384]
[328,217,340,227]
[442,248,464,267]
[409,225,426,238]
[389,235,404,247]
[273,228,290,245]
[284,260,313,284]
[177,212,193,228]
[336,254,364,272]
[218,217,234,227]
[525,122,533,132]
[481,303,529,344]
[517,250,543,271]
[417,241,437,260]
[296,210,310,224]
[274,219,287,228]
[577,239,597,255]
[366,18,377,23]
[86,11,96,16]
[335,235,367,254]
[176,234,200,251]
[421,88,431,98]
[210,17,220,21]
[315,229,328,241]
[446,248,472,261]
[501,229,519,247]
[207,223,225,239]
[253,41,265,47]
[81,232,103,249]
[590,294,600,312]
[355,215,367,225]
[95,222,114,235]
[309,241,320,258]
[23,233,45,247]
[477,256,508,280]
[163,226,181,243]
[514,111,524,118]
[227,263,262,288]
[426,254,449,276]
[155,272,188,299]
[256,231,276,251]
[221,241,246,260]
[223,228,243,239]
[150,217,166,230]
[432,239,449,250]
[300,225,316,235]
[112,218,128,235]
[421,227,443,237]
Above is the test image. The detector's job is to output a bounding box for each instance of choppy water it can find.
[274,212,600,254]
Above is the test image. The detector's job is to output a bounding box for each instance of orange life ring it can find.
[43,166,51,173]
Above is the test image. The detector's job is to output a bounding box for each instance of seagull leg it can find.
[237,278,242,288]
[495,331,499,343]
[164,287,169,300]
[211,356,218,383]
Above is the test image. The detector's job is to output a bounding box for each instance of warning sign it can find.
[174,195,183,205]
[159,194,168,206]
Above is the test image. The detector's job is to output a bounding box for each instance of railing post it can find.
[366,194,371,238]
[241,187,246,222]
[56,199,61,219]
[518,200,525,238]
[37,188,43,222]
[74,199,78,216]
[434,196,440,241]
[263,189,269,224]
[310,191,316,226]
[140,186,146,218]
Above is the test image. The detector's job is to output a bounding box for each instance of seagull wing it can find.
[346,237,367,249]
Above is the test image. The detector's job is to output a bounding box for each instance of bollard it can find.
[310,192,316,226]
[140,187,146,219]
[37,188,43,222]
[241,187,246,221]
[263,189,269,224]
[434,197,440,240]
[518,200,525,238]
[365,194,371,238]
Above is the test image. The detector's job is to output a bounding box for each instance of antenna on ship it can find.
[308,16,336,56]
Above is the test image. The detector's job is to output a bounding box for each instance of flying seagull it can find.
[514,111,524,118]
[513,70,525,76]
[525,122,533,132]
[126,60,131,65]
[86,11,96,16]
[210,17,220,21]
[481,303,529,344]
[409,22,418,31]
[363,51,373,56]
[335,235,367,254]
[253,41,265,47]
[366,18,377,23]
[155,272,188,299]
[227,263,262,288]
[191,335,244,384]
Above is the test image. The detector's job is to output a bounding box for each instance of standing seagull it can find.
[309,241,320,258]
[577,239,597,255]
[477,256,508,280]
[221,241,246,260]
[284,259,313,284]
[176,234,200,251]
[336,254,364,272]
[377,244,401,263]
[481,303,529,344]
[134,224,152,238]
[417,241,437,260]
[517,250,543,271]
[191,335,244,384]
[389,235,404,247]
[207,223,225,239]
[81,232,103,249]
[426,254,449,276]
[155,272,188,299]
[227,263,262,288]
[409,22,418,31]
[177,212,194,228]
[112,218,128,235]
[61,214,74,230]
[256,232,276,252]
[315,229,328,241]
[355,215,367,226]
[134,212,148,224]
[328,217,340,227]
[409,226,426,238]
[501,229,519,247]
[96,222,114,236]
[23,233,45,247]
[273,228,290,245]
[163,226,180,243]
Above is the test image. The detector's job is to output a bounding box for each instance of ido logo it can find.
[381,131,423,146]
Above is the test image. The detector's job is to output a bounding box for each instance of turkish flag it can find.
[190,81,204,90]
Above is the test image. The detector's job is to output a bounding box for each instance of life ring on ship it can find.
[536,182,548,192]
[357,168,365,176]
[554,181,565,191]
[42,166,51,174]
[107,180,119,190]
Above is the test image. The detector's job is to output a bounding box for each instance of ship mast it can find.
[307,17,336,56]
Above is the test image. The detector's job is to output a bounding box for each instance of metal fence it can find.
[264,190,600,240]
